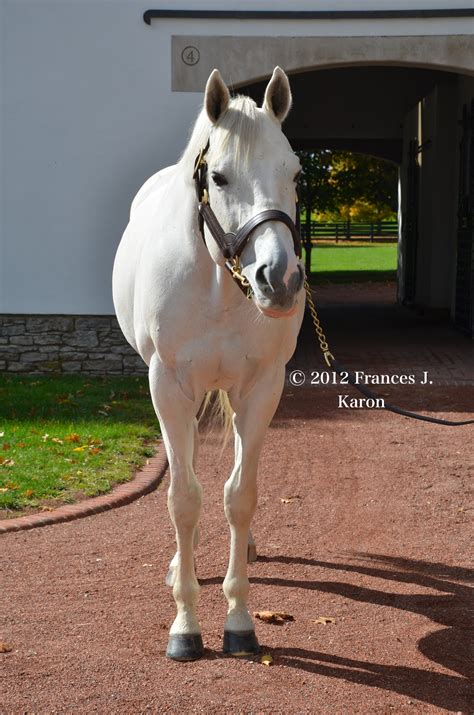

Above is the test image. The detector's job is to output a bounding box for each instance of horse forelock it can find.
[179,95,264,174]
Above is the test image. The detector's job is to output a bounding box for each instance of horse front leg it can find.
[223,366,285,656]
[148,355,205,661]
[166,418,200,587]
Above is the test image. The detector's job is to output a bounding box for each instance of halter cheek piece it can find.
[193,141,302,297]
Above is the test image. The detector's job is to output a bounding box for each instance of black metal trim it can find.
[144,8,474,25]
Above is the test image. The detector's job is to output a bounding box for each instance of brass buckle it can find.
[225,258,252,299]
[193,147,207,178]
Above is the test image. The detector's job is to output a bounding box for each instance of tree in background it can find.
[297,150,335,274]
[296,150,399,272]
[326,152,398,222]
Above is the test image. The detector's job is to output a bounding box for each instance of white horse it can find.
[113,67,305,660]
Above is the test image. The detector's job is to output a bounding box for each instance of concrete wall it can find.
[1,0,200,315]
[172,34,474,92]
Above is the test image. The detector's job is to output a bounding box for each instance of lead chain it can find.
[304,279,335,368]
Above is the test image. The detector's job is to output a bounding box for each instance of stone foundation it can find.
[0,315,147,375]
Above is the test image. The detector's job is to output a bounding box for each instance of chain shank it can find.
[304,279,334,367]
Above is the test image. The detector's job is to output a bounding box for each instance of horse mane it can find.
[178,95,262,174]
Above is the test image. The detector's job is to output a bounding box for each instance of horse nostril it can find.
[255,264,270,291]
[296,264,304,291]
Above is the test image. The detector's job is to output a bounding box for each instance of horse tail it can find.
[198,390,234,448]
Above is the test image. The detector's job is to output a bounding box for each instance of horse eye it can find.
[211,172,228,187]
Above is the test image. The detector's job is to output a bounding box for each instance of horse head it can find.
[199,67,304,318]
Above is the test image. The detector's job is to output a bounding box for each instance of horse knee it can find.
[168,475,202,529]
[224,480,257,526]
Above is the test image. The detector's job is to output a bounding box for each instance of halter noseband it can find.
[193,141,302,297]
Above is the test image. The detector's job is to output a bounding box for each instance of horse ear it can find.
[262,66,292,124]
[205,69,230,124]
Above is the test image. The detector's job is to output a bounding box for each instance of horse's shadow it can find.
[199,553,473,711]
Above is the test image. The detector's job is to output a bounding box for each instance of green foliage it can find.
[0,376,160,512]
[296,150,398,223]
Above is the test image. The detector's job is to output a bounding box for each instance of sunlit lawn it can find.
[0,376,160,514]
[305,242,397,283]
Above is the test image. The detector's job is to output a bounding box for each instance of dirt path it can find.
[2,379,472,714]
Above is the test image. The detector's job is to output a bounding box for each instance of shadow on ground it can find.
[201,553,473,711]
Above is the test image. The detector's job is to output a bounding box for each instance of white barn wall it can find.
[2,1,200,315]
[1,0,474,315]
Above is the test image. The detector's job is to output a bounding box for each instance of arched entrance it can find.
[172,33,474,334]
[238,65,473,326]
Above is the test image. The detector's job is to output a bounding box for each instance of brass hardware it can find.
[193,147,207,176]
[225,258,252,297]
[304,279,334,367]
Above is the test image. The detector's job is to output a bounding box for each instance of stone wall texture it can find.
[0,315,147,375]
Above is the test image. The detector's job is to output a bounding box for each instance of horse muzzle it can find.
[252,262,304,318]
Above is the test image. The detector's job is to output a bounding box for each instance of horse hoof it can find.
[223,630,260,657]
[166,633,204,661]
[247,543,258,563]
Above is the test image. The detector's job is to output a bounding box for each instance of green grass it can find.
[0,376,160,513]
[304,243,397,283]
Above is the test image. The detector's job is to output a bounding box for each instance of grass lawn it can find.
[305,242,397,283]
[0,375,160,514]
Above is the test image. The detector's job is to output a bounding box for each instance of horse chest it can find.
[157,315,284,394]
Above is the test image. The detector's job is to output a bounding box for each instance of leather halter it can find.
[193,141,302,295]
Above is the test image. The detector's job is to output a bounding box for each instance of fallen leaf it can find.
[0,642,13,653]
[314,617,336,625]
[89,448,101,455]
[0,488,9,493]
[41,433,49,441]
[98,410,109,417]
[56,397,72,405]
[23,489,33,497]
[0,432,4,437]
[40,506,55,512]
[72,446,87,452]
[261,654,273,666]
[280,495,301,504]
[254,611,294,624]
[64,433,81,443]
[1,459,15,468]
[88,438,103,446]
[51,437,64,444]
[17,442,26,448]
[2,443,10,451]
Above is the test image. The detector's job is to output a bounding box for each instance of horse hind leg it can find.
[247,530,257,563]
[149,356,204,661]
